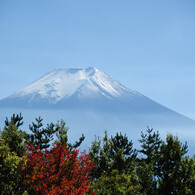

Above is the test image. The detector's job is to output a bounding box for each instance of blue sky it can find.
[0,0,195,119]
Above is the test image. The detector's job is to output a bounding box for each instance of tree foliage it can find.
[0,114,26,194]
[89,131,138,194]
[93,169,141,195]
[55,119,85,150]
[23,143,94,195]
[0,114,194,195]
[139,127,162,165]
[0,114,91,195]
[138,127,162,194]
[137,128,195,195]
[5,113,23,128]
[89,131,137,179]
[89,128,195,195]
[25,117,59,150]
[1,113,26,156]
[158,134,193,195]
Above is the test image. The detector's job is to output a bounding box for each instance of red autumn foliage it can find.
[23,143,95,194]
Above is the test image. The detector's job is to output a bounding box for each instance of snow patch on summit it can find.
[7,67,142,104]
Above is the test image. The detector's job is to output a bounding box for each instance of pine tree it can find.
[0,137,26,194]
[139,127,162,165]
[26,117,59,150]
[0,114,26,194]
[55,120,85,150]
[138,127,162,194]
[1,113,26,156]
[110,132,137,173]
[89,131,139,194]
[5,113,23,128]
[158,134,194,195]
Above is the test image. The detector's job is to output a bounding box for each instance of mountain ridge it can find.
[0,67,143,108]
[0,67,194,123]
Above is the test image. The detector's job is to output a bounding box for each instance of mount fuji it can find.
[0,67,187,114]
[0,67,144,109]
[0,67,195,153]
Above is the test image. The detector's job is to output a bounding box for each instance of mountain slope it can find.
[0,67,145,109]
[0,67,193,119]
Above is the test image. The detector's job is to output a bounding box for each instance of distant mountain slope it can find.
[0,67,142,107]
[0,67,194,121]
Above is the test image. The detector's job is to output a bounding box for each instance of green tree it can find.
[94,169,141,195]
[88,135,102,179]
[89,131,138,194]
[0,138,26,194]
[1,113,26,156]
[110,132,137,173]
[158,134,194,195]
[138,127,162,194]
[55,119,85,150]
[26,117,59,150]
[136,161,156,195]
[90,131,137,178]
[5,113,23,128]
[0,114,26,194]
[180,155,195,194]
[139,127,162,165]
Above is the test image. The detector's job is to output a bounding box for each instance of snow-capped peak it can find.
[8,67,141,104]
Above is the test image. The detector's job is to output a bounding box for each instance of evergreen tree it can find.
[158,134,194,195]
[0,114,26,194]
[138,127,162,194]
[180,155,195,194]
[0,137,26,194]
[90,131,137,178]
[1,113,26,156]
[88,135,102,179]
[55,120,85,150]
[93,169,142,195]
[26,117,59,150]
[110,132,137,173]
[5,113,23,128]
[139,127,162,165]
[89,131,138,194]
[137,161,156,195]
